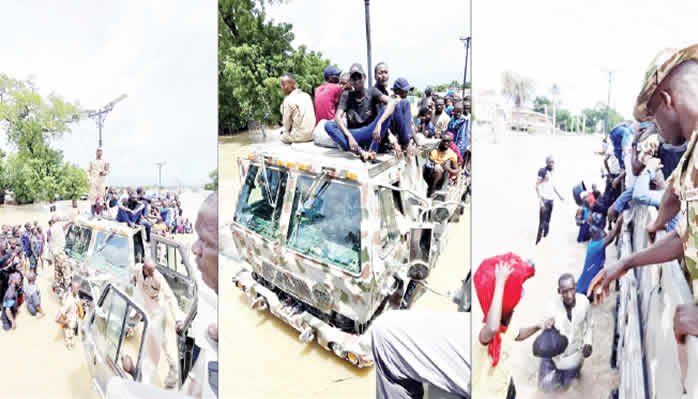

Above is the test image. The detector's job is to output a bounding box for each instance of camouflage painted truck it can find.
[62,216,201,395]
[230,141,466,367]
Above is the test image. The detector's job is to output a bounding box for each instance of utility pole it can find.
[87,94,127,148]
[155,162,166,193]
[602,69,616,137]
[364,0,373,86]
[551,84,559,134]
[459,36,471,99]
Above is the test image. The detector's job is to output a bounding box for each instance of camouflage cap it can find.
[634,44,698,122]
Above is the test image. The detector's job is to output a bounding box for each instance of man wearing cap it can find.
[314,65,342,124]
[88,147,109,203]
[586,44,698,344]
[325,63,413,161]
[279,72,315,144]
[424,132,460,197]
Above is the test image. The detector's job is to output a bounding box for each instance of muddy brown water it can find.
[472,131,619,398]
[219,131,469,398]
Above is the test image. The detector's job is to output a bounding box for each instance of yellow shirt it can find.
[472,321,519,398]
[429,148,458,165]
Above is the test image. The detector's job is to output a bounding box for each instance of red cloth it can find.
[314,82,342,124]
[474,252,535,367]
[449,143,464,164]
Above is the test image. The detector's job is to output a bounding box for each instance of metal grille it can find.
[274,272,291,292]
[288,275,312,300]
[262,262,276,283]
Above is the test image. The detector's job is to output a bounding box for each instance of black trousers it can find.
[536,199,554,244]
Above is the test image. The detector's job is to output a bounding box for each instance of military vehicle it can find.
[230,141,467,367]
[63,216,201,396]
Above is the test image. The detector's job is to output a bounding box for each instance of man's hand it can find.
[176,320,185,334]
[674,304,698,344]
[392,141,403,159]
[538,317,554,330]
[372,124,382,143]
[121,354,138,380]
[494,261,513,287]
[647,218,665,244]
[587,260,629,304]
[347,136,359,153]
[583,344,593,358]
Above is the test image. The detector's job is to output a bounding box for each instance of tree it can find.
[582,102,624,134]
[533,96,552,115]
[218,0,331,134]
[0,73,87,203]
[205,168,218,191]
[58,163,89,201]
[501,71,534,108]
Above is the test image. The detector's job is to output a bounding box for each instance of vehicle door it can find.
[81,283,149,398]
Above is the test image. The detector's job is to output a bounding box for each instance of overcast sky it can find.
[0,2,216,187]
[474,0,698,118]
[266,0,471,92]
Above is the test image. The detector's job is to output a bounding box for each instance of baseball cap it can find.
[634,44,698,121]
[348,63,365,78]
[323,65,342,80]
[392,77,414,92]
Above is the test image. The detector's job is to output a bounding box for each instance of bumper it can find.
[232,268,375,368]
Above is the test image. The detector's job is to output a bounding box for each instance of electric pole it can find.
[87,94,127,148]
[602,69,616,137]
[364,0,373,86]
[459,36,471,99]
[155,162,166,193]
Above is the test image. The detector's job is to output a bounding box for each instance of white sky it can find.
[0,2,217,187]
[474,0,698,117]
[266,0,471,91]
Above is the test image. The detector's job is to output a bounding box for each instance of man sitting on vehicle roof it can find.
[279,72,315,144]
[324,63,413,162]
[424,132,460,198]
[116,189,152,242]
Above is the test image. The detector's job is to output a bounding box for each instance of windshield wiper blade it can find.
[95,231,115,253]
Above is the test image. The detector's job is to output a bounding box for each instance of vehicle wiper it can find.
[95,231,115,254]
[259,160,277,208]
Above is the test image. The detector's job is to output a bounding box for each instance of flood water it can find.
[0,193,213,398]
[219,131,469,398]
[472,130,619,398]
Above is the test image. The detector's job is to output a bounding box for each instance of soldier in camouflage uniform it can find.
[587,44,698,340]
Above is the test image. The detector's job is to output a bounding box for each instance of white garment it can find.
[538,169,556,200]
[544,294,592,370]
[181,322,218,398]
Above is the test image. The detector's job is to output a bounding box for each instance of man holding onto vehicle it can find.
[536,156,564,245]
[587,45,698,348]
[127,255,183,389]
[324,63,412,161]
[279,72,315,144]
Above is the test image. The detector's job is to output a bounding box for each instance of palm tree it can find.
[501,71,534,108]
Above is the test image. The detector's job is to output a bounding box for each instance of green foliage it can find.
[533,96,552,114]
[582,102,624,134]
[412,89,425,98]
[205,168,218,191]
[218,0,331,134]
[0,73,87,203]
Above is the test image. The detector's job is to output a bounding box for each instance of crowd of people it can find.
[471,44,698,398]
[0,215,81,349]
[279,62,471,199]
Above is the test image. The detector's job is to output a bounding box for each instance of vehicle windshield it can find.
[64,224,92,262]
[234,164,288,240]
[287,175,361,273]
[90,231,131,281]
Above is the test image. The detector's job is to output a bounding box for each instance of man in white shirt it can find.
[535,156,565,244]
[518,273,592,392]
